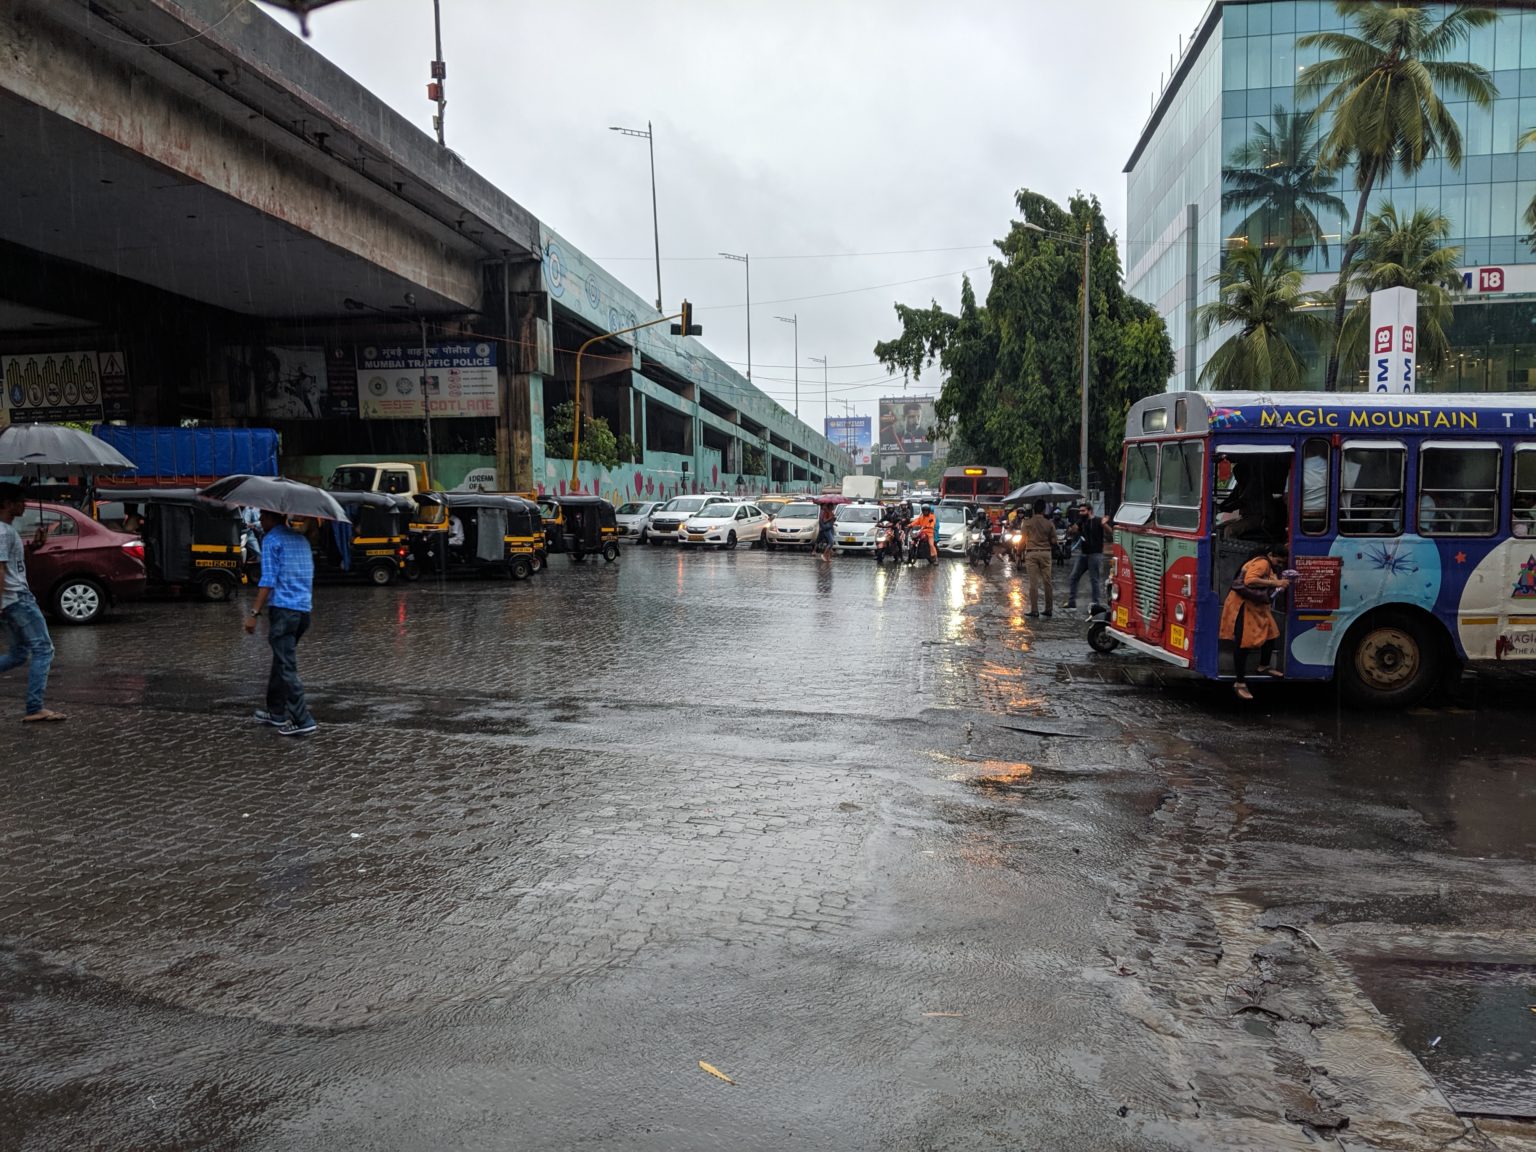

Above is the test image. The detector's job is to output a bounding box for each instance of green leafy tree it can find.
[1194,246,1332,390]
[1334,204,1465,384]
[1298,1,1497,390]
[1222,107,1348,260]
[1518,126,1536,245]
[544,400,619,469]
[743,446,766,476]
[875,189,1174,498]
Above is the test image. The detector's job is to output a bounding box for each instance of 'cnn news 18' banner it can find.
[1369,286,1417,394]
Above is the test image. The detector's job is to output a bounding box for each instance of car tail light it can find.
[122,540,145,562]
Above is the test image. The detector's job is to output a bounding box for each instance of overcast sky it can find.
[261,0,1206,436]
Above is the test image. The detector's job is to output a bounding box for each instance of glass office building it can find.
[1125,0,1536,392]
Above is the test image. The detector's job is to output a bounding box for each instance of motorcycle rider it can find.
[969,506,993,563]
[910,504,938,562]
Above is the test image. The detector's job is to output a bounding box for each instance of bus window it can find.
[1123,443,1158,505]
[1511,448,1536,538]
[1339,445,1405,536]
[1418,444,1500,537]
[1301,439,1330,535]
[1155,441,1204,530]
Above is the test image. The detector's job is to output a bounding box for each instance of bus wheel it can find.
[1339,611,1439,708]
[201,573,235,602]
[510,555,533,580]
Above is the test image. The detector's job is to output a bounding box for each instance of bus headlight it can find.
[1109,584,1120,602]
[1174,602,1186,623]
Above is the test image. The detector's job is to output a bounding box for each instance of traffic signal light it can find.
[670,300,702,337]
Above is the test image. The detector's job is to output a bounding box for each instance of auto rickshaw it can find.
[538,494,620,563]
[408,492,544,580]
[312,491,412,585]
[94,486,246,601]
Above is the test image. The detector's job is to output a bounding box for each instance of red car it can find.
[14,502,147,625]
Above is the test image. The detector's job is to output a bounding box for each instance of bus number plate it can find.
[1169,624,1186,650]
[1114,606,1129,628]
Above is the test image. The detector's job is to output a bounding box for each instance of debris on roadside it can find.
[698,1061,735,1085]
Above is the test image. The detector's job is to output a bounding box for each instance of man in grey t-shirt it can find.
[0,484,63,722]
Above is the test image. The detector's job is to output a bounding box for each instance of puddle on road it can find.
[1351,957,1536,1118]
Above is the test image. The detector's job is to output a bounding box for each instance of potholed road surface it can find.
[3,547,1533,1150]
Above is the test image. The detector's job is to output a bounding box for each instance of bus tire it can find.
[1337,609,1442,709]
[509,555,533,580]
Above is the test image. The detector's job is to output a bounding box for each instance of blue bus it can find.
[1103,391,1536,706]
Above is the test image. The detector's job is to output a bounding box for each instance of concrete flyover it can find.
[0,0,848,494]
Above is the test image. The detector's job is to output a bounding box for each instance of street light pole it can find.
[720,251,751,380]
[430,0,446,146]
[609,122,662,312]
[809,354,827,435]
[1024,219,1093,503]
[775,314,798,416]
[417,312,437,486]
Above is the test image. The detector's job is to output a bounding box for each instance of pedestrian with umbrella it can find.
[202,476,347,738]
[0,425,138,724]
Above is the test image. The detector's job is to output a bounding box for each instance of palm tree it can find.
[1222,107,1347,261]
[1519,126,1536,245]
[1194,246,1332,391]
[1335,204,1465,385]
[1298,2,1497,390]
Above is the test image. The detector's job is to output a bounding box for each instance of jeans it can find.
[265,606,314,726]
[1067,552,1104,608]
[0,596,55,716]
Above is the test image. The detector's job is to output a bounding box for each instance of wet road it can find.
[2,546,1533,1150]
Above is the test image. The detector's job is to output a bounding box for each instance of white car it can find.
[765,501,823,550]
[647,494,733,543]
[677,502,769,549]
[615,500,661,543]
[935,505,970,556]
[832,502,882,554]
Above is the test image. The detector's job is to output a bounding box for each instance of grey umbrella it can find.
[1004,480,1082,504]
[200,474,348,521]
[0,423,135,476]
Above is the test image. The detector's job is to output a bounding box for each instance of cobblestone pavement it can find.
[2,547,1533,1150]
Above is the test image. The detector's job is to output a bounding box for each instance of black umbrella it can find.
[0,423,135,476]
[200,475,348,521]
[1003,481,1082,504]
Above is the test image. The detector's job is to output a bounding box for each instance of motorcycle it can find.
[1000,526,1025,564]
[1086,604,1122,654]
[874,519,905,564]
[904,525,938,566]
[966,527,993,568]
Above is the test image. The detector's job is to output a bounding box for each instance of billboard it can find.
[879,395,936,455]
[2,350,131,423]
[824,415,872,458]
[357,341,499,419]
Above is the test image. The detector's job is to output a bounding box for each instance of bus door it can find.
[1211,443,1295,676]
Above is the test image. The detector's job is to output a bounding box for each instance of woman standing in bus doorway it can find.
[1220,544,1291,701]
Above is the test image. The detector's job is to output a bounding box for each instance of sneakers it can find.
[278,719,318,737]
[252,709,282,727]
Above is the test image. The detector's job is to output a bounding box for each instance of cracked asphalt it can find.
[2,546,1533,1150]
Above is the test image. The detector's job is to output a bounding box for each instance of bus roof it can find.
[1125,391,1536,440]
[941,465,1008,477]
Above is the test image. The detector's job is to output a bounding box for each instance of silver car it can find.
[832,503,882,554]
[615,500,661,543]
[765,500,823,550]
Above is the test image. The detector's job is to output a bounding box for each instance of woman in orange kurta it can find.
[1219,545,1290,700]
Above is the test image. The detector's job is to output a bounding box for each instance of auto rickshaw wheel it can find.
[532,551,546,572]
[201,573,235,602]
[570,551,586,563]
[510,555,533,580]
[602,543,619,563]
[367,561,396,586]
[402,557,422,582]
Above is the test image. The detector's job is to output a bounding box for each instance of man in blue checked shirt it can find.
[244,510,318,737]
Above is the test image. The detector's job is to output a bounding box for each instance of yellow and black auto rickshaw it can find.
[312,491,412,585]
[95,486,246,602]
[409,492,545,580]
[538,494,620,563]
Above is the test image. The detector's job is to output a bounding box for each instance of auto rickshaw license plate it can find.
[1115,606,1129,628]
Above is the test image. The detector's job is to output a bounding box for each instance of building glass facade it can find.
[1126,0,1536,393]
